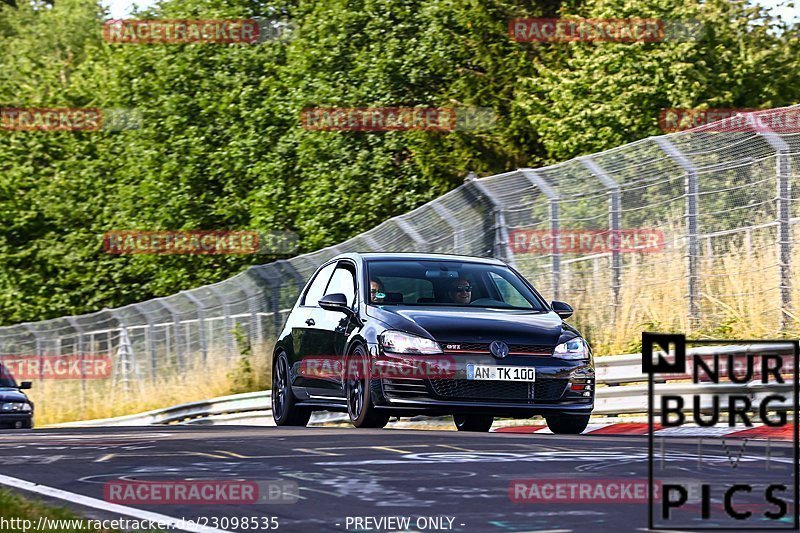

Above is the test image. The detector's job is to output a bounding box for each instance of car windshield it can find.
[0,364,18,388]
[366,260,547,310]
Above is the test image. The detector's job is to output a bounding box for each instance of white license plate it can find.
[466,364,535,382]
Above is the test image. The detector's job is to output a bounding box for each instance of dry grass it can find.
[563,233,799,356]
[30,342,272,426]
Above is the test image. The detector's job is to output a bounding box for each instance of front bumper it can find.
[370,349,594,417]
[0,413,32,428]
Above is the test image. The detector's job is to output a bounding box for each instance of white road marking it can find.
[0,473,231,533]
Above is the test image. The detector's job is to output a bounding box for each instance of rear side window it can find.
[303,263,336,307]
[325,264,356,306]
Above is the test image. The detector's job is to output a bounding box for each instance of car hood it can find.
[366,305,572,345]
[0,388,28,402]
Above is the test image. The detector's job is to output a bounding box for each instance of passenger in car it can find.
[448,277,473,304]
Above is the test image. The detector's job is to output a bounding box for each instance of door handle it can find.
[305,318,315,326]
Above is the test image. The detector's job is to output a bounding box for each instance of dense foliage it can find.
[0,0,798,324]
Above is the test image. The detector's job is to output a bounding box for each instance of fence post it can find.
[362,234,383,252]
[465,173,516,267]
[273,259,307,334]
[181,291,208,364]
[430,202,463,254]
[22,324,43,419]
[757,123,792,331]
[156,298,184,372]
[579,156,621,322]
[209,286,234,359]
[66,317,87,415]
[654,137,700,329]
[522,169,561,300]
[394,218,429,252]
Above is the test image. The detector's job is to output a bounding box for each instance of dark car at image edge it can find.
[0,364,34,430]
[271,253,594,434]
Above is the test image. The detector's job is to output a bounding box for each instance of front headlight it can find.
[0,403,30,412]
[379,330,442,355]
[553,337,590,360]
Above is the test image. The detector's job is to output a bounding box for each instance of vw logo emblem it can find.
[489,340,509,359]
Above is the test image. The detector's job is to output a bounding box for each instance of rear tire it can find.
[453,414,494,432]
[345,345,390,429]
[545,413,590,434]
[272,351,311,427]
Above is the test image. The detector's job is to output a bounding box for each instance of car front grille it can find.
[440,342,553,355]
[429,378,568,401]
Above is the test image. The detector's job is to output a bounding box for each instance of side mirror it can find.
[319,293,363,326]
[319,293,351,314]
[19,381,32,390]
[551,301,573,319]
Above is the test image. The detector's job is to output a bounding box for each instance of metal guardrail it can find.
[50,343,795,427]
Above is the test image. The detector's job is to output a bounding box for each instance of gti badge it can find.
[489,340,509,359]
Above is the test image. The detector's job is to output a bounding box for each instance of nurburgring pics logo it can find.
[0,108,141,132]
[103,230,298,256]
[0,355,112,380]
[103,18,294,44]
[300,107,496,132]
[644,333,799,530]
[510,229,665,255]
[509,18,704,42]
[659,108,800,133]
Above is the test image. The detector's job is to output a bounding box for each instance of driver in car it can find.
[370,279,386,304]
[448,278,473,304]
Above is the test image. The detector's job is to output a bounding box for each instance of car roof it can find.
[333,252,507,265]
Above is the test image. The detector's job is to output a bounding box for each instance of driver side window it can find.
[324,264,356,307]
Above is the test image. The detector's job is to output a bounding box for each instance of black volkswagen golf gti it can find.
[272,253,594,434]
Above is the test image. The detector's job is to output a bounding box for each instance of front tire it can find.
[453,414,493,432]
[545,413,590,434]
[345,345,389,428]
[272,351,311,427]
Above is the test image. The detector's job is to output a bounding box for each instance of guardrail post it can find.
[181,291,208,364]
[465,173,516,267]
[757,121,792,331]
[522,169,561,299]
[654,137,700,329]
[578,156,621,322]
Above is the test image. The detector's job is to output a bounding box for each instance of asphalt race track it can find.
[0,426,795,532]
